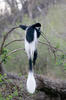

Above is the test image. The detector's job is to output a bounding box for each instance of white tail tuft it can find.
[26,72,36,94]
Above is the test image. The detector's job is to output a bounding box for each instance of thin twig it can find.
[39,40,63,53]
[7,48,25,56]
[4,38,24,47]
[38,40,49,46]
[0,48,25,64]
[41,31,51,45]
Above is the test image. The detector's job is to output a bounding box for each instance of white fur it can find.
[25,30,38,59]
[26,72,36,94]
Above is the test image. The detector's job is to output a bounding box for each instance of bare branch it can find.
[7,48,25,56]
[4,38,24,47]
[0,26,19,54]
[38,40,49,46]
[40,31,65,61]
[39,40,64,53]
[41,31,51,46]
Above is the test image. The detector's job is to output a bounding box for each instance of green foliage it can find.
[0,93,5,100]
[0,74,3,82]
[0,48,9,64]
[6,95,13,100]
[13,90,18,97]
[5,86,18,100]
[56,54,66,69]
[0,74,7,84]
[0,74,6,100]
[0,74,19,100]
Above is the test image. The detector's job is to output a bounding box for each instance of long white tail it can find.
[26,71,36,94]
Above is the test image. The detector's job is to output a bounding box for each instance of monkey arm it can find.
[19,25,28,30]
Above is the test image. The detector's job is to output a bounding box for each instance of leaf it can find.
[13,90,18,96]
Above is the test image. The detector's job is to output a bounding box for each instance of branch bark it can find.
[4,38,24,47]
[6,73,66,99]
[7,48,25,56]
[0,63,5,74]
[36,75,66,97]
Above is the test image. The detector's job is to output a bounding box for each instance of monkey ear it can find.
[19,25,28,30]
[32,23,41,28]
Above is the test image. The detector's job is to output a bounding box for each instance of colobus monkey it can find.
[19,23,41,94]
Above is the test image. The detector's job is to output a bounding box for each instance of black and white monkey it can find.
[19,23,41,94]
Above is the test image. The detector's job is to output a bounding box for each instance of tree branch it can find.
[0,48,25,65]
[38,40,49,46]
[7,48,25,56]
[40,31,65,61]
[6,73,66,98]
[4,38,24,47]
[36,74,66,97]
[0,26,19,55]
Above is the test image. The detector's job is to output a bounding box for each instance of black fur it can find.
[26,27,34,43]
[33,50,37,66]
[32,23,41,28]
[26,23,41,43]
[35,27,41,38]
[19,25,27,30]
[29,58,32,71]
